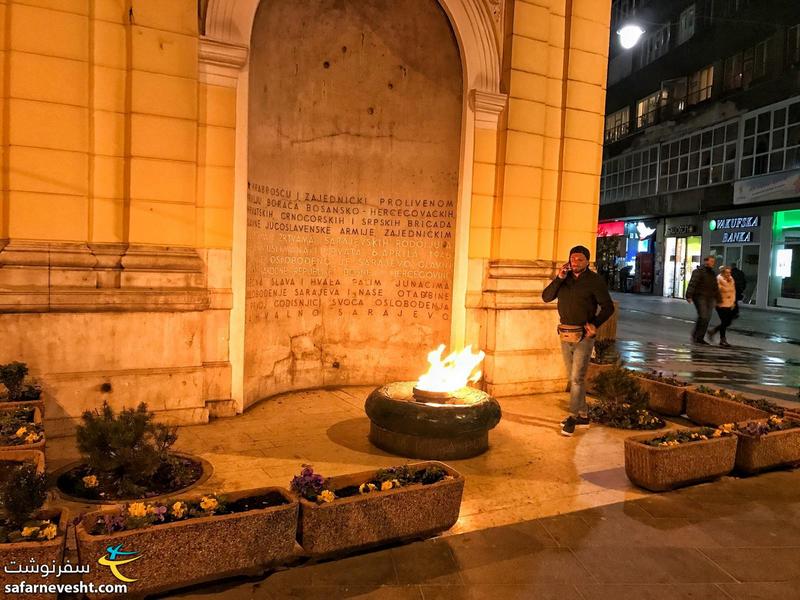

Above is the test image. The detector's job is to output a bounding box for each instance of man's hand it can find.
[584,323,597,338]
[558,262,570,279]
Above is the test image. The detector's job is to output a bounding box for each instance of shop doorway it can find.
[664,236,702,298]
[710,244,759,304]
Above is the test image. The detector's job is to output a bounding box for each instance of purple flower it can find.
[101,514,126,535]
[152,505,167,522]
[290,465,326,501]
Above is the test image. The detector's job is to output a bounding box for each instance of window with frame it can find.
[611,0,639,31]
[605,107,630,143]
[636,91,661,129]
[740,98,800,178]
[788,24,800,66]
[600,145,660,204]
[723,38,770,92]
[678,4,696,45]
[659,121,738,192]
[638,24,671,67]
[714,0,750,19]
[687,65,713,105]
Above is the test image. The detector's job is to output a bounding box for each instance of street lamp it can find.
[617,24,645,49]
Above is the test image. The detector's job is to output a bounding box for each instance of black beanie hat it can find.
[569,245,590,260]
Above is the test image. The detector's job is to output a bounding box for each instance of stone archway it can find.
[201,0,505,409]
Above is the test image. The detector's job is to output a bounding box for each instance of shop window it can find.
[659,120,737,192]
[687,65,713,105]
[600,145,659,204]
[636,91,661,129]
[678,5,695,45]
[740,97,800,178]
[770,209,800,309]
[605,107,630,143]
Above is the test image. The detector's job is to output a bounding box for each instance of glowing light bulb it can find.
[618,24,645,49]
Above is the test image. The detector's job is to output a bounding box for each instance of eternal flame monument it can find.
[0,0,611,435]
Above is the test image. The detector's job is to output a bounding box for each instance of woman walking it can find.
[709,266,737,347]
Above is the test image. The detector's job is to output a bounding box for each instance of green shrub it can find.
[0,362,28,401]
[589,363,665,430]
[75,401,177,497]
[0,461,46,528]
[591,339,620,365]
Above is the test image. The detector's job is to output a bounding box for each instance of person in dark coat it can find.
[730,262,746,302]
[542,245,615,437]
[685,256,720,345]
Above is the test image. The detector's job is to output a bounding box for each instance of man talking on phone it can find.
[542,245,614,437]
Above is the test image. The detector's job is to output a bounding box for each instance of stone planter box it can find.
[0,406,45,453]
[0,510,68,600]
[685,388,770,426]
[734,422,800,475]
[586,362,615,394]
[297,461,464,558]
[75,487,298,599]
[624,428,737,492]
[0,449,45,483]
[635,377,688,416]
[0,398,45,417]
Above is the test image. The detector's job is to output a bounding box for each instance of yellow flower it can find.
[380,481,393,491]
[358,483,372,494]
[24,432,40,444]
[391,479,401,488]
[38,522,58,540]
[318,490,335,503]
[127,502,147,518]
[21,526,39,538]
[82,475,98,488]
[712,429,722,438]
[171,501,186,519]
[200,496,219,512]
[15,426,27,438]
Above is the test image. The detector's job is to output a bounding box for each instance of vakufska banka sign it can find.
[709,216,759,244]
[709,216,760,230]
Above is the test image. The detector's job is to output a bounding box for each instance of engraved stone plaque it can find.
[246,0,462,404]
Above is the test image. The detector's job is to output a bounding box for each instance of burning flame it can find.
[416,344,485,393]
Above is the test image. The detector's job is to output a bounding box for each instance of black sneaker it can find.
[561,415,590,428]
[561,416,576,437]
[693,339,710,345]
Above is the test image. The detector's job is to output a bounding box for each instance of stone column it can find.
[476,0,610,396]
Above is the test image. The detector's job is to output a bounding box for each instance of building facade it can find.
[599,0,800,310]
[0,0,612,435]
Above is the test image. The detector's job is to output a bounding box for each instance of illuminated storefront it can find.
[662,217,703,299]
[596,219,657,293]
[770,209,800,310]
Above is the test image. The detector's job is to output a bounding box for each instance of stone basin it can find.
[364,381,502,460]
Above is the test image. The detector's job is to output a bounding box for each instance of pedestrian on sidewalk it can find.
[730,262,746,302]
[542,245,615,437]
[685,255,720,345]
[709,266,737,348]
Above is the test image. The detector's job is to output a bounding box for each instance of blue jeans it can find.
[561,335,595,416]
[692,296,715,341]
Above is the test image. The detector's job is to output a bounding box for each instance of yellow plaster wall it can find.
[471,0,609,263]
[0,0,235,250]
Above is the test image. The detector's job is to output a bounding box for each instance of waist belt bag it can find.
[557,324,584,343]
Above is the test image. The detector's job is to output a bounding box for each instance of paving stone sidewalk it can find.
[169,469,800,600]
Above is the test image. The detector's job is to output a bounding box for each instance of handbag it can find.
[557,324,585,343]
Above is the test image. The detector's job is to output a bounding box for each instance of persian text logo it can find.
[97,544,141,583]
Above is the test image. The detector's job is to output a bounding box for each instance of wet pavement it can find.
[613,293,800,403]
